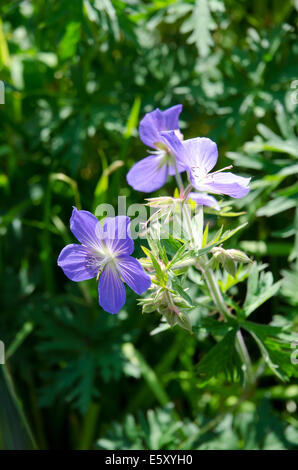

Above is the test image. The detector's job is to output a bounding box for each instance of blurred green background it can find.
[0,0,297,450]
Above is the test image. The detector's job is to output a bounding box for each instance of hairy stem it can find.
[200,258,255,388]
[235,329,255,387]
[174,163,255,388]
[200,258,235,321]
[173,157,184,192]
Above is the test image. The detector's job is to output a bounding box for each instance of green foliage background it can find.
[0,0,297,450]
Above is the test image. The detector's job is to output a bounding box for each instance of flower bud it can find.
[175,311,193,333]
[210,246,251,277]
[225,249,252,264]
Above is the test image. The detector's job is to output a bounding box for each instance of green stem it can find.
[174,162,196,245]
[200,258,235,321]
[173,163,255,388]
[235,329,255,387]
[78,402,100,450]
[173,156,184,192]
[183,184,192,200]
[181,200,194,244]
[0,365,37,450]
[200,258,255,388]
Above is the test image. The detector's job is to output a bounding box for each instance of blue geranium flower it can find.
[161,131,251,201]
[57,208,151,314]
[126,104,185,192]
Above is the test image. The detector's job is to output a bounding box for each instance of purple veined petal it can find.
[162,104,183,132]
[103,215,134,256]
[98,263,126,314]
[160,130,188,170]
[70,207,103,250]
[194,172,251,198]
[139,105,183,148]
[117,255,151,295]
[139,110,162,148]
[187,192,220,210]
[57,244,99,281]
[126,154,168,192]
[161,133,218,177]
[182,137,218,175]
[160,130,186,168]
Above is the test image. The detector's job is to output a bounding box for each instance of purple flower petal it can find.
[117,256,151,295]
[162,104,183,131]
[183,137,218,175]
[162,132,250,200]
[98,264,126,314]
[139,111,162,148]
[194,172,251,198]
[161,132,218,175]
[160,130,187,169]
[126,154,168,192]
[188,192,220,210]
[103,216,134,255]
[70,207,103,250]
[57,244,98,281]
[139,105,182,148]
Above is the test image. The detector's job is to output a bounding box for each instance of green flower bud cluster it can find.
[209,247,252,277]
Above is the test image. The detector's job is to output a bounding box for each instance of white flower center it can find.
[191,165,208,184]
[86,242,119,280]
